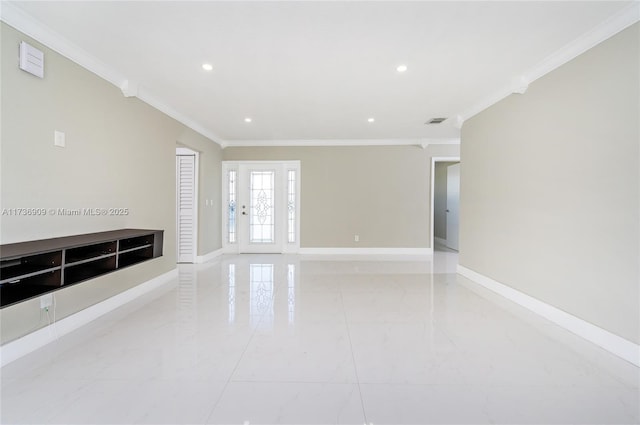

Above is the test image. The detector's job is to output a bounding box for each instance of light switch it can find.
[54,130,65,147]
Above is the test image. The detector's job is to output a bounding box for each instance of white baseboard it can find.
[434,237,447,246]
[196,248,224,263]
[299,247,432,256]
[457,265,640,367]
[0,268,178,368]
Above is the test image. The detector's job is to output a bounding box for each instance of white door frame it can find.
[445,162,460,251]
[176,147,199,263]
[222,160,301,254]
[430,156,460,252]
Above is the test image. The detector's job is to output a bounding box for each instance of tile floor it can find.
[1,248,638,424]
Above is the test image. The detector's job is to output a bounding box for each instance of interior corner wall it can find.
[223,144,460,248]
[177,130,223,257]
[459,23,639,343]
[0,22,216,344]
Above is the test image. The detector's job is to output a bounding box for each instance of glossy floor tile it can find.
[1,248,638,424]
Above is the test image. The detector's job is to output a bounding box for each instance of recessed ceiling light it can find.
[396,64,408,73]
[367,118,375,123]
[244,117,252,123]
[202,63,213,71]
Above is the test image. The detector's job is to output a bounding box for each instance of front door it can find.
[238,164,282,253]
[223,161,300,254]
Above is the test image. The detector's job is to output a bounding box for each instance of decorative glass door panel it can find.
[236,164,284,253]
[250,171,275,244]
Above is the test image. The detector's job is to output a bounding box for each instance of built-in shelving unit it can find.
[0,229,163,308]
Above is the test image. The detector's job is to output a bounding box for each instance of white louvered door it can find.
[176,154,196,263]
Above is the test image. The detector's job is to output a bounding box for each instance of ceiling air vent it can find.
[426,117,447,124]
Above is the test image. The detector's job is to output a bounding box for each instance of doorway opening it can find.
[431,157,460,253]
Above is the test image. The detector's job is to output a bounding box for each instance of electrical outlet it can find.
[54,130,65,147]
[354,235,359,242]
[40,293,53,309]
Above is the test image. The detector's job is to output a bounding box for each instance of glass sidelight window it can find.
[227,169,237,243]
[287,170,296,243]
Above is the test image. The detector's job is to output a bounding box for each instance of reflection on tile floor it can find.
[1,249,638,424]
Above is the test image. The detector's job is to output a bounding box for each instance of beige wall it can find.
[177,130,223,257]
[460,24,639,343]
[0,23,218,343]
[223,144,460,248]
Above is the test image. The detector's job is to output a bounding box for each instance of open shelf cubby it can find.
[64,255,117,285]
[119,235,154,252]
[0,251,62,282]
[119,246,154,268]
[66,241,117,265]
[0,229,163,308]
[0,269,63,307]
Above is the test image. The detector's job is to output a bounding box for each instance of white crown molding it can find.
[1,1,126,87]
[457,2,640,125]
[223,138,460,148]
[510,76,529,95]
[5,1,637,147]
[136,87,225,146]
[457,86,513,127]
[0,2,454,151]
[0,1,226,147]
[524,2,640,84]
[120,79,139,98]
[453,115,465,130]
[458,265,640,367]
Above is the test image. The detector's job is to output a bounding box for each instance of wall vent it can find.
[19,41,44,78]
[426,117,447,124]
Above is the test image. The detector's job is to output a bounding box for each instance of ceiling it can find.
[3,1,637,146]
